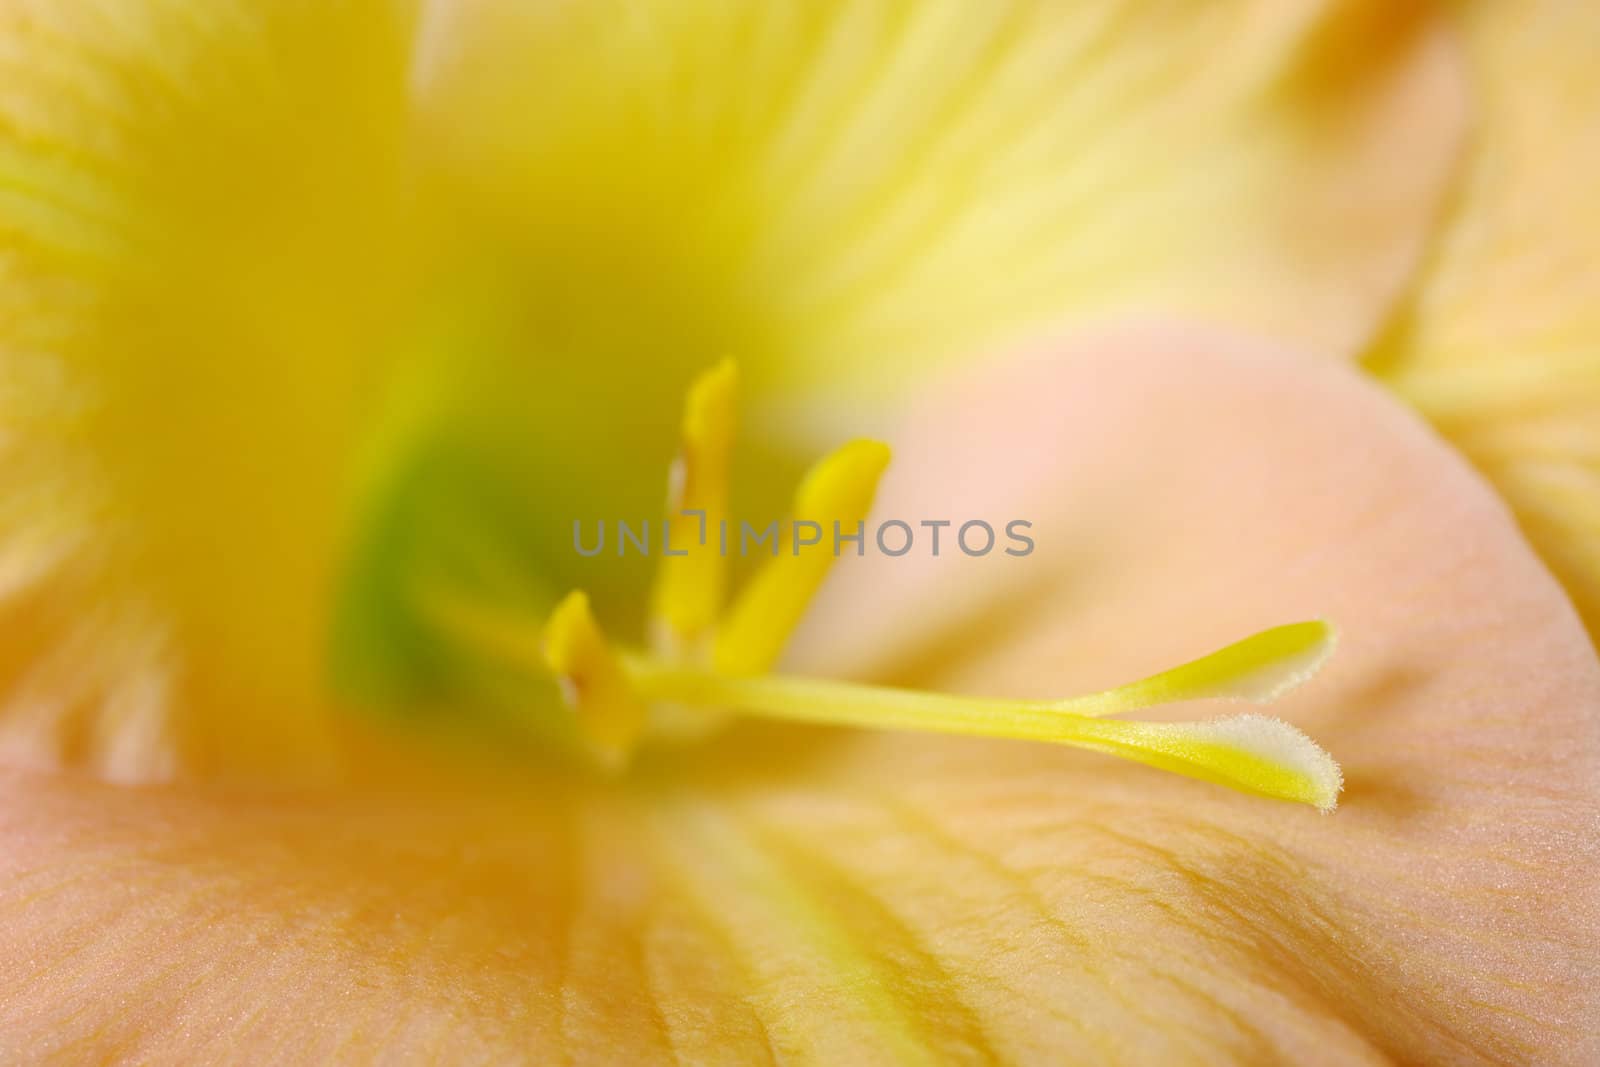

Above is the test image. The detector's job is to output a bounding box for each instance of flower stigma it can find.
[423,363,1344,812]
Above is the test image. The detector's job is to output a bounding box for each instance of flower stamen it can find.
[713,438,891,676]
[420,362,1343,810]
[650,358,739,655]
[621,626,1342,811]
[542,590,648,770]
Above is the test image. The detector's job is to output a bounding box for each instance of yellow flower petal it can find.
[3,326,1595,1062]
[419,0,1468,405]
[1371,1,1600,642]
[0,0,426,782]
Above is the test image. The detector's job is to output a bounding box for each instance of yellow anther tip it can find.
[652,361,742,645]
[830,438,892,475]
[713,437,893,676]
[796,438,892,517]
[541,590,649,767]
[1183,713,1344,813]
[683,360,739,446]
[542,591,597,678]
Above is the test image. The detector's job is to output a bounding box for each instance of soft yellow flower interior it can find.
[421,0,1465,402]
[0,2,795,777]
[0,0,1446,783]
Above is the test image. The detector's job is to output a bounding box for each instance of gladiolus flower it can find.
[2,2,1596,1064]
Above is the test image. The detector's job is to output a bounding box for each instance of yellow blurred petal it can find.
[1372,1,1600,643]
[0,2,727,782]
[3,326,1596,1061]
[420,0,1468,406]
[0,0,426,782]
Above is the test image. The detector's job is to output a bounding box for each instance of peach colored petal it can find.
[788,323,1600,1061]
[3,326,1596,1062]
